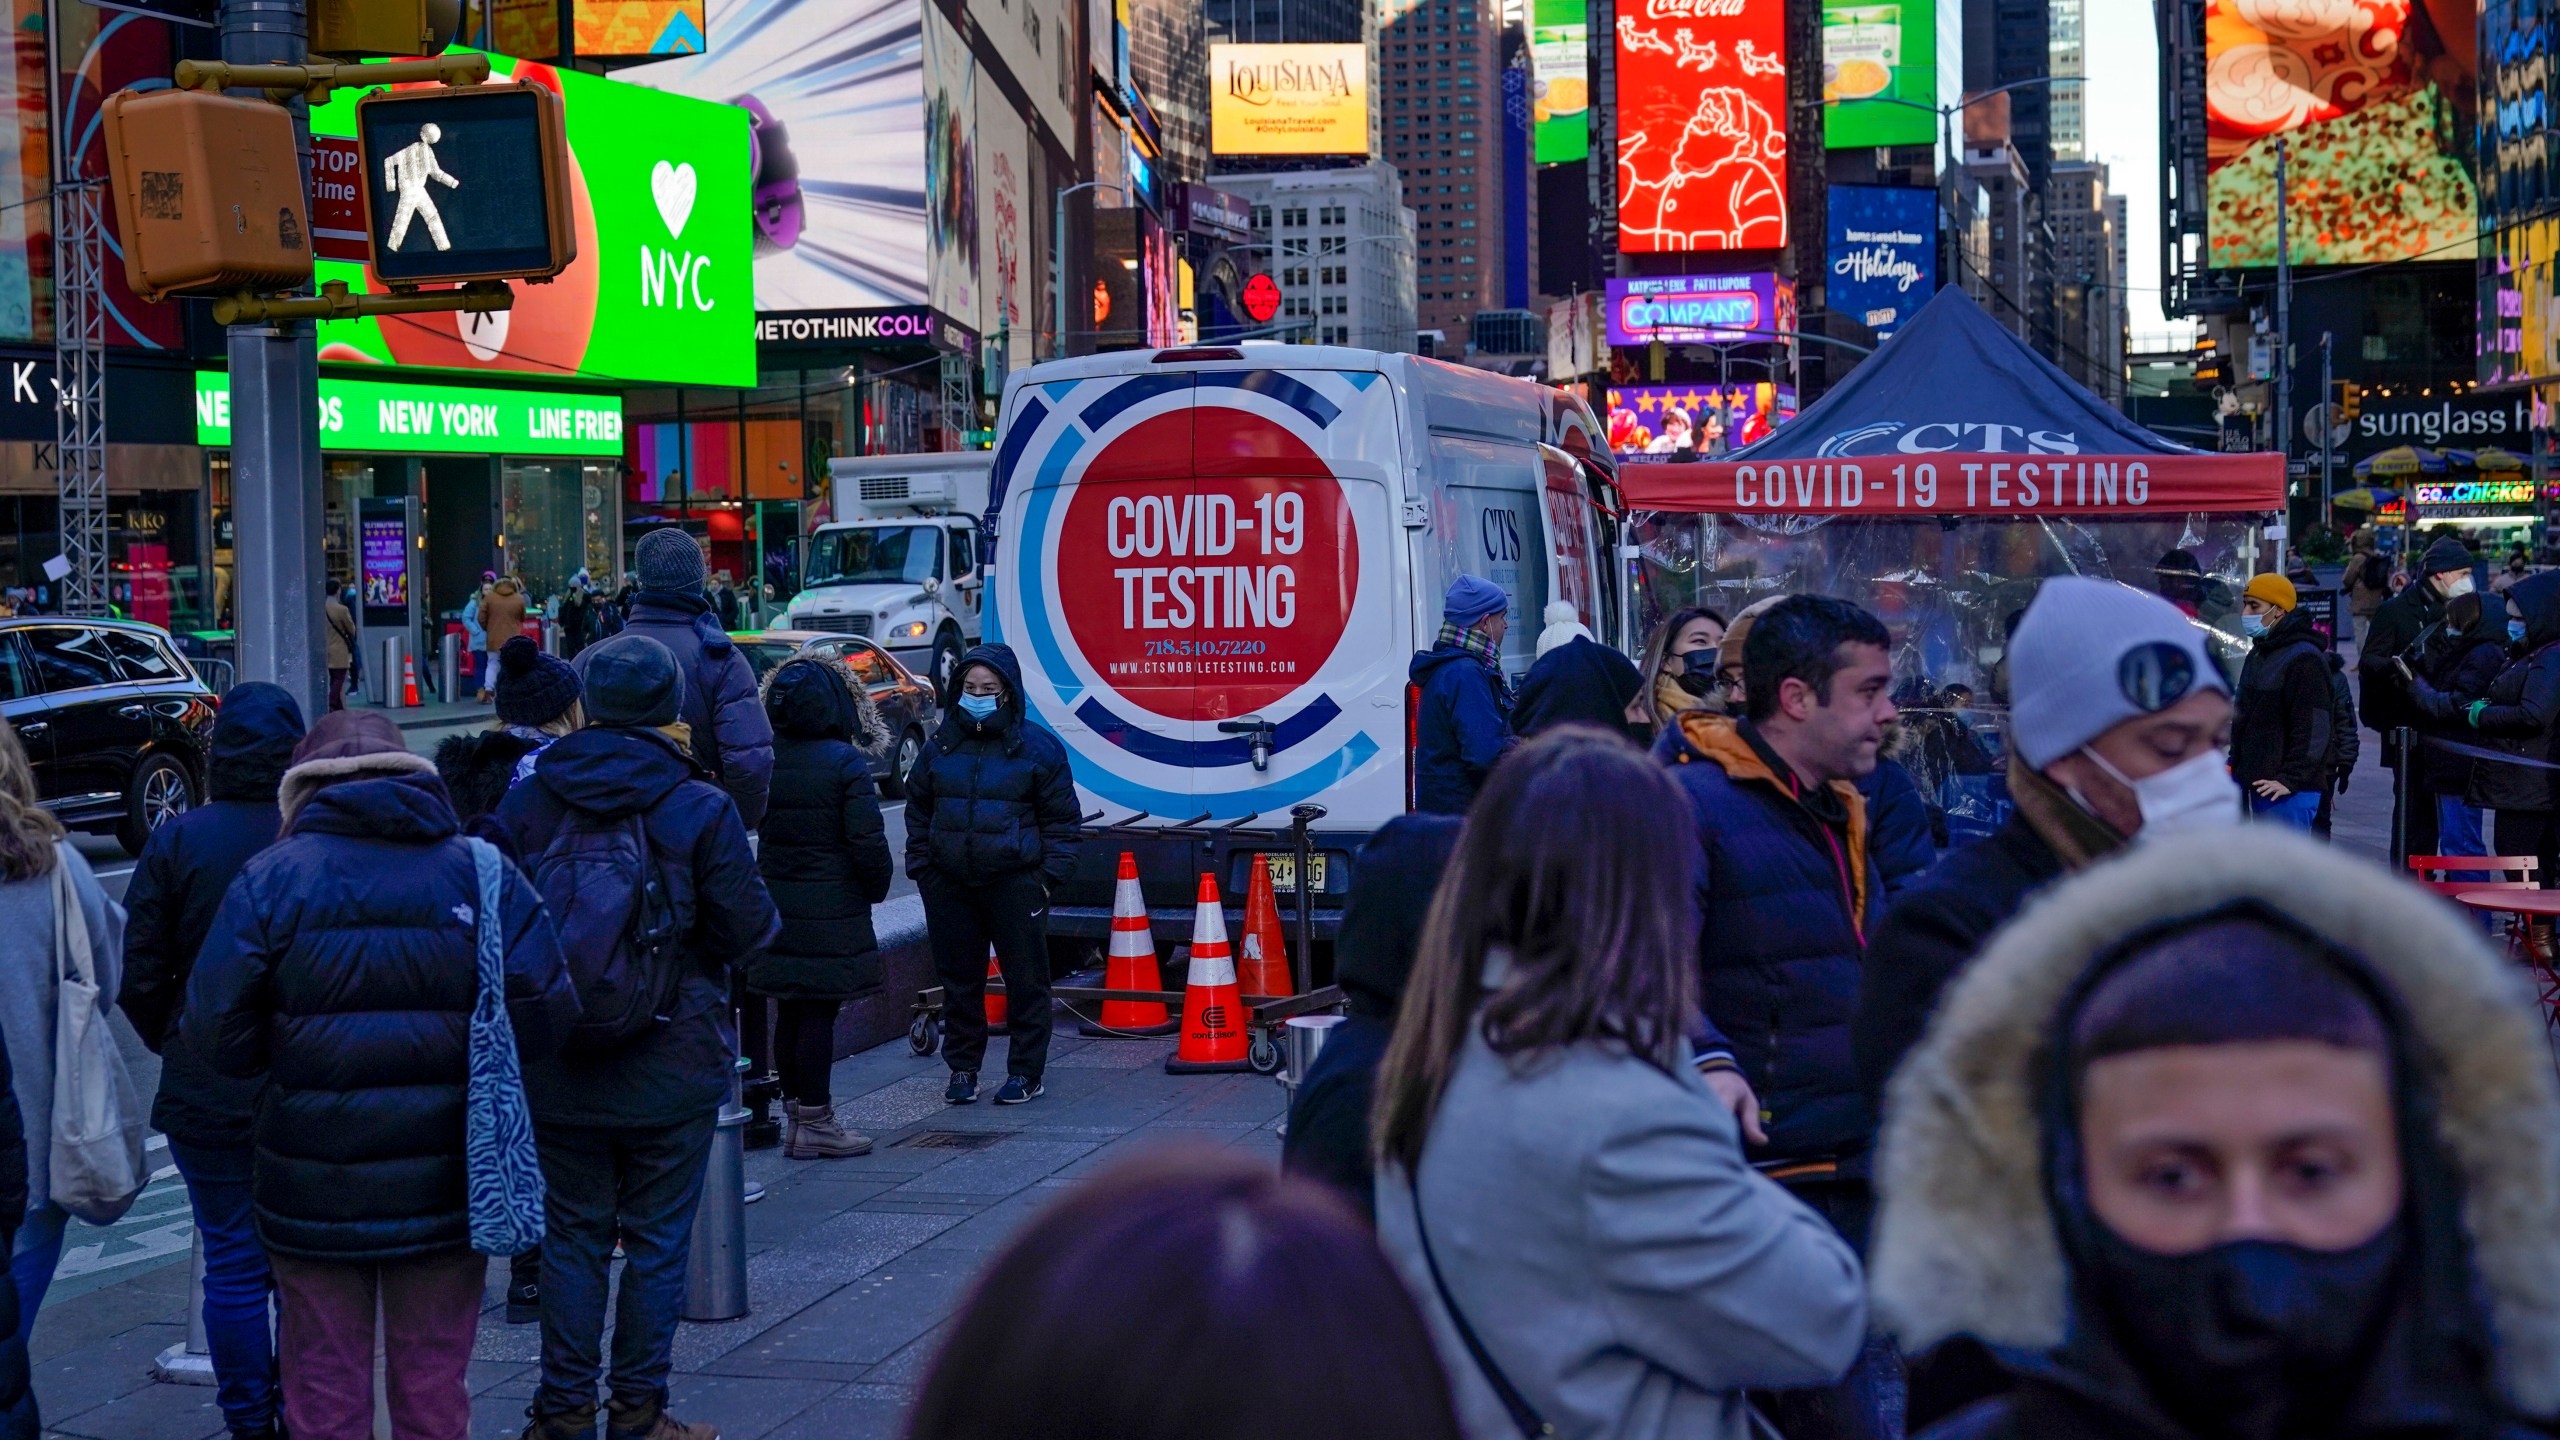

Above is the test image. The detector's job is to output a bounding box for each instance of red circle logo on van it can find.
[1055,409,1359,724]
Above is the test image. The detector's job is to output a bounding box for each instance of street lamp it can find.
[1863,77,2059,315]
[1052,181,1125,362]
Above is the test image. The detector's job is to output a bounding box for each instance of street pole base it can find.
[153,1344,217,1386]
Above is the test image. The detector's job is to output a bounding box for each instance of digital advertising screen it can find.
[481,0,706,58]
[1603,273,1795,346]
[2204,0,2476,268]
[1531,0,1587,163]
[1615,0,1788,253]
[1209,44,1369,156]
[1821,0,1941,148]
[1826,185,1936,337]
[1606,383,1794,460]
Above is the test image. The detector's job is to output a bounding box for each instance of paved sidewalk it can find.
[32,1029,1280,1440]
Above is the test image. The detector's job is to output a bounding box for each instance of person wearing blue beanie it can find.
[1408,575,1517,813]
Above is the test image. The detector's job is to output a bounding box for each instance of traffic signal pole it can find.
[221,0,326,718]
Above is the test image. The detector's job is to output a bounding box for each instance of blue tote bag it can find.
[464,838,547,1256]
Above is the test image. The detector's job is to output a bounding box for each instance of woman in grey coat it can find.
[1372,727,1866,1440]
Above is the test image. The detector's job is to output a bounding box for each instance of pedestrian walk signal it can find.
[99,88,315,302]
[355,82,572,286]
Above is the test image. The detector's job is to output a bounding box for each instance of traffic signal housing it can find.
[311,0,465,60]
[2193,340,2227,387]
[355,82,574,286]
[2335,380,2362,421]
[100,88,313,302]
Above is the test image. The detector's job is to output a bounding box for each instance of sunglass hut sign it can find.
[2353,397,2529,451]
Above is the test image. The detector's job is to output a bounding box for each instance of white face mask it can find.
[2078,744,2242,838]
[2439,571,2477,599]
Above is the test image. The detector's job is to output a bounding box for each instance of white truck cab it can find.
[786,453,993,693]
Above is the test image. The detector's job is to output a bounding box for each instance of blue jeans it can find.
[169,1140,278,1438]
[532,1113,715,1419]
[2249,790,2323,828]
[9,1203,65,1340]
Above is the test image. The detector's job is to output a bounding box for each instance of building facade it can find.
[1378,0,1526,338]
[1219,162,1421,352]
[2048,160,2128,401]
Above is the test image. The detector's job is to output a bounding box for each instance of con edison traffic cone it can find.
[1089,852,1175,1036]
[1167,874,1251,1074]
[1237,855,1295,998]
[983,947,1007,1028]
[400,654,421,707]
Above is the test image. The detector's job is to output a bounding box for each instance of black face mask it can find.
[2079,1222,2403,1440]
[1673,647,1720,696]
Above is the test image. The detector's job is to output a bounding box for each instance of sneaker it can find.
[945,1070,979,1104]
[783,1101,874,1158]
[993,1075,1044,1105]
[520,1404,597,1440]
[605,1396,717,1440]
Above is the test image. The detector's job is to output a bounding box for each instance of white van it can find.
[985,342,1623,958]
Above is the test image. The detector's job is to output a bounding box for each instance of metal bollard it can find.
[1273,1015,1345,1140]
[440,631,463,706]
[684,1061,751,1322]
[377,635,406,708]
[152,1232,216,1385]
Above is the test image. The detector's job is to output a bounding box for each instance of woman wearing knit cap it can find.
[1408,575,1516,814]
[435,637,584,841]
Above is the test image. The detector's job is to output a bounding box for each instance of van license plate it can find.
[1263,854,1327,893]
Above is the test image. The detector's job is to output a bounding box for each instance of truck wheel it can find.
[931,631,964,694]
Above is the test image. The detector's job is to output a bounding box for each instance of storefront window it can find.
[502,459,590,600]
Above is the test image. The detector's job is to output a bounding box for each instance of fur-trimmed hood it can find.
[1871,830,2560,1417]
[279,748,438,830]
[759,652,889,753]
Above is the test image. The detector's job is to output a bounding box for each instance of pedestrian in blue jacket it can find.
[1409,575,1514,813]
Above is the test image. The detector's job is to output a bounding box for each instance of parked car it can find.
[731,629,938,797]
[0,618,216,852]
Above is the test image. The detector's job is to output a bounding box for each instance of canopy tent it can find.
[2356,445,2447,478]
[1617,287,2283,517]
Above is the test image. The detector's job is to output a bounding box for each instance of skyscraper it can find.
[2049,0,2084,161]
[1378,0,1527,340]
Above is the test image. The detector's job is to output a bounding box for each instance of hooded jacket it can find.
[1657,711,1881,1169]
[1508,636,1644,743]
[2410,598,2513,799]
[601,588,774,828]
[1410,638,1513,813]
[184,762,576,1262]
[1858,757,1937,898]
[478,578,527,650]
[1874,832,2560,1440]
[2230,605,2332,795]
[2462,571,2560,815]
[903,644,1081,890]
[497,724,781,1128]
[2360,574,2451,750]
[743,657,896,1001]
[119,683,306,1149]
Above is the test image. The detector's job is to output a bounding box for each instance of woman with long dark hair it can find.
[1372,727,1865,1440]
[1636,606,1727,729]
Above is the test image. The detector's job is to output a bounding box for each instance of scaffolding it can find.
[52,180,107,617]
[938,350,971,452]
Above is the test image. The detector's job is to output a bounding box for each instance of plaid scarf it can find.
[1436,620,1504,671]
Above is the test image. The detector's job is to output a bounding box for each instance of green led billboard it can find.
[307,53,754,387]
[1822,0,1940,149]
[195,371,626,456]
[1531,0,1586,164]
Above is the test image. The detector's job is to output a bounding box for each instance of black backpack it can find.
[532,808,684,1054]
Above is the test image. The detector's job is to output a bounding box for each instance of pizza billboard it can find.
[1210,44,1369,156]
[1615,0,1788,253]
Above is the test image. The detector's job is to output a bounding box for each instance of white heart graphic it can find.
[651,160,696,242]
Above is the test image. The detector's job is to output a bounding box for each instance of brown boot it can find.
[606,1395,718,1440]
[784,1100,874,1158]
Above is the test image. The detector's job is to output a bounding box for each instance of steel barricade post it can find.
[440,630,462,705]
[685,1057,751,1322]
[1289,803,1326,995]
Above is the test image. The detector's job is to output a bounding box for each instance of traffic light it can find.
[355,82,574,285]
[2335,379,2362,421]
[310,0,465,61]
[2193,339,2227,386]
[99,88,313,302]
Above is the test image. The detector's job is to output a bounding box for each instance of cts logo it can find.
[1815,421,2083,457]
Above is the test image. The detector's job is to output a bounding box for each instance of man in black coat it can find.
[599,527,775,829]
[498,635,780,1440]
[2231,574,2331,829]
[2359,535,2479,856]
[904,642,1080,1107]
[117,682,305,1440]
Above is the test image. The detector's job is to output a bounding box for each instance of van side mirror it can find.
[922,577,942,596]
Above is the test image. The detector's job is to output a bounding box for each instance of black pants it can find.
[1762,1178,1903,1440]
[2390,758,2439,861]
[923,870,1052,1081]
[2496,809,2560,887]
[738,995,841,1103]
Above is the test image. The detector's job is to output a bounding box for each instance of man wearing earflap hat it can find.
[1409,574,1516,814]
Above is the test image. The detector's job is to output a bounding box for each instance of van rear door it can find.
[1424,434,1550,681]
[1537,442,1608,640]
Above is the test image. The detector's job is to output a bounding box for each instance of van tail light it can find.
[1404,681,1420,813]
[1153,347,1243,363]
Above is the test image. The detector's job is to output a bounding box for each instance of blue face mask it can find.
[2513,619,2532,645]
[2240,614,2270,639]
[958,693,1000,721]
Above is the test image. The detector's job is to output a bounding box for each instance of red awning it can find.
[1619,450,2286,516]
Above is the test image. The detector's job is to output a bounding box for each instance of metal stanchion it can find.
[440,630,463,706]
[684,1061,751,1322]
[378,635,406,709]
[2393,726,2413,869]
[1273,1014,1344,1138]
[151,1232,216,1385]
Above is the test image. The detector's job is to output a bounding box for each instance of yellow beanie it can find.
[2245,573,2298,612]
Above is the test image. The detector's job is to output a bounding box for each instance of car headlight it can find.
[888,620,930,639]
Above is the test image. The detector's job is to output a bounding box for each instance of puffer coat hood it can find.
[761,654,888,751]
[940,643,1027,737]
[905,643,1081,889]
[1874,831,2560,1424]
[206,683,306,802]
[746,657,896,1001]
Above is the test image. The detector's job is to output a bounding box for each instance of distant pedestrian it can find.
[1637,605,1729,729]
[1874,831,2560,1440]
[464,573,493,703]
[2418,573,2560,892]
[904,644,1078,1107]
[1280,813,1462,1217]
[479,576,529,701]
[498,634,779,1440]
[185,709,575,1440]
[1374,728,1866,1440]
[556,572,593,660]
[742,657,894,1159]
[323,584,357,712]
[1409,575,1515,813]
[709,570,743,632]
[602,528,774,828]
[1507,635,1645,744]
[2313,651,2360,837]
[342,587,365,696]
[2343,527,2389,643]
[117,684,305,1440]
[2360,535,2476,856]
[906,1149,1461,1440]
[2404,590,2508,872]
[2232,573,2331,829]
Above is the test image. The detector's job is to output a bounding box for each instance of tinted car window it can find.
[0,636,34,702]
[736,641,796,681]
[101,630,182,682]
[25,627,122,692]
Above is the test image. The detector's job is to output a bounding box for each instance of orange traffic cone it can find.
[982,947,1007,1028]
[1088,852,1175,1036]
[1237,855,1295,998]
[400,654,421,708]
[1167,873,1251,1073]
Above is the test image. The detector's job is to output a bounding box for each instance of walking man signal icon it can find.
[383,124,458,252]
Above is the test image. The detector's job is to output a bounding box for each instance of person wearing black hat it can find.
[497,634,780,1440]
[2360,534,2481,858]
[1508,635,1648,745]
[436,636,584,846]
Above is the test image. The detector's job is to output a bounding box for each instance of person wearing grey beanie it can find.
[2359,533,2484,859]
[585,527,774,828]
[1408,574,1517,813]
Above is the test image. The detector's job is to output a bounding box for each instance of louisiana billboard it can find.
[1210,44,1368,156]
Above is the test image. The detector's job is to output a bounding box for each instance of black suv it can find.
[0,619,215,853]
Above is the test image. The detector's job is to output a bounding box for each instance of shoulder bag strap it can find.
[52,847,91,991]
[1406,1167,1554,1439]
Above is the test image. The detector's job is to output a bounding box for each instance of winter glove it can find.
[2467,699,2490,729]
[2334,767,2351,795]
[2408,674,2456,721]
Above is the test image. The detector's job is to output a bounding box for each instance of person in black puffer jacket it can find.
[2230,574,2331,828]
[743,657,895,1160]
[117,682,305,1440]
[2407,591,2511,868]
[2421,572,2560,887]
[600,528,774,828]
[436,637,583,849]
[184,709,575,1440]
[904,643,1079,1107]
